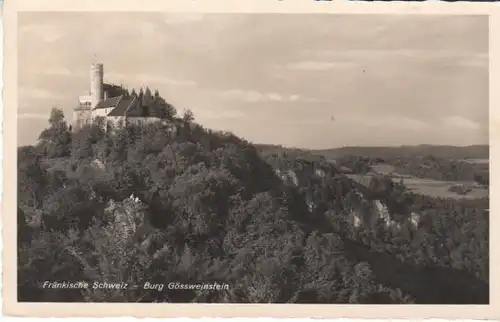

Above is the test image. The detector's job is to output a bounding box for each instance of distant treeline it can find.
[311,145,489,161]
[388,156,489,184]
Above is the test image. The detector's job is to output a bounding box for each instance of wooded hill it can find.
[18,102,489,303]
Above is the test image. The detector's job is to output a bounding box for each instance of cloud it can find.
[456,55,488,68]
[164,14,205,25]
[105,72,197,87]
[341,113,429,130]
[193,108,247,120]
[306,48,485,58]
[19,87,64,100]
[18,112,48,120]
[215,89,322,103]
[217,89,267,102]
[40,67,85,77]
[390,116,429,130]
[442,116,480,130]
[280,61,356,71]
[142,75,196,87]
[302,49,487,68]
[137,22,156,36]
[42,67,71,76]
[19,24,65,43]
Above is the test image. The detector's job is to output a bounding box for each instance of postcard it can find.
[3,0,499,318]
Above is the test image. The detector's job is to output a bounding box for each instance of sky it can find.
[18,13,488,149]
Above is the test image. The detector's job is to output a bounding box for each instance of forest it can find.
[17,98,489,303]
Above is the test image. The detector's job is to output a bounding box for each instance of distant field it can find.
[370,164,396,175]
[461,158,489,165]
[347,173,489,200]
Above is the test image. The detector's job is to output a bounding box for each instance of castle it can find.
[73,63,169,130]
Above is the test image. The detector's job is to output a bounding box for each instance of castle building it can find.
[73,63,167,130]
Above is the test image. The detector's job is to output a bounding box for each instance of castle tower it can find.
[90,63,104,107]
[74,63,104,130]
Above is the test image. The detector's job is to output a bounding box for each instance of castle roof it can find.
[92,93,164,118]
[107,96,138,117]
[94,95,123,110]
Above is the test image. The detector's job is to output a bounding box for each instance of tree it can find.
[48,108,65,127]
[18,145,46,209]
[18,207,32,245]
[144,87,153,106]
[38,108,71,157]
[183,109,195,123]
[152,96,176,120]
[138,88,145,103]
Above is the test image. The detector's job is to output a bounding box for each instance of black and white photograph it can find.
[11,8,491,310]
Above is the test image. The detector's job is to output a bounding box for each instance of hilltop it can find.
[18,105,489,304]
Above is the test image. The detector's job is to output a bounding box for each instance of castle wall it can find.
[73,108,92,130]
[107,116,126,127]
[127,117,162,125]
[92,108,112,119]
